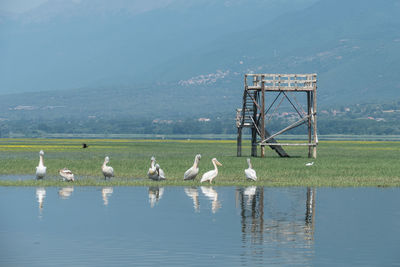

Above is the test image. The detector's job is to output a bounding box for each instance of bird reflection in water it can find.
[243,186,257,205]
[184,187,200,212]
[36,187,46,218]
[102,187,113,206]
[200,186,221,213]
[148,186,164,208]
[58,187,74,199]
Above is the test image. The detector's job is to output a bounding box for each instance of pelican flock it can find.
[184,154,201,180]
[200,158,222,184]
[33,150,268,184]
[245,158,257,181]
[102,156,114,180]
[35,150,47,180]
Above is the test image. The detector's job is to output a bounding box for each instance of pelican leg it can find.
[209,180,212,184]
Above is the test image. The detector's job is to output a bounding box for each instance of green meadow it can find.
[0,138,399,187]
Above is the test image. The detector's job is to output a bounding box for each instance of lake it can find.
[0,186,399,266]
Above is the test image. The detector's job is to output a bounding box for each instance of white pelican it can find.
[200,186,221,213]
[102,187,113,206]
[59,168,75,182]
[58,187,74,199]
[102,156,114,180]
[155,164,166,180]
[200,158,222,184]
[245,158,257,181]
[306,162,314,166]
[184,154,201,180]
[148,186,164,208]
[184,187,200,212]
[147,156,158,180]
[35,150,46,179]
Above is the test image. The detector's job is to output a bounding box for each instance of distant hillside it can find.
[158,0,400,105]
[0,0,400,126]
[0,82,240,120]
[0,0,316,93]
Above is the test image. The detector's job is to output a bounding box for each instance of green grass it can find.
[0,138,399,187]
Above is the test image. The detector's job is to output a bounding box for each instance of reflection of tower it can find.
[184,187,200,212]
[236,186,264,244]
[237,187,316,266]
[148,187,164,208]
[36,187,46,218]
[102,187,113,206]
[200,186,221,214]
[305,187,316,240]
[58,187,74,199]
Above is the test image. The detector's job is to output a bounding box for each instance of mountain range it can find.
[0,0,399,122]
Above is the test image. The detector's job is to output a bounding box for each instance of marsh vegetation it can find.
[0,138,399,187]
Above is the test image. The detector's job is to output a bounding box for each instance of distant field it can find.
[0,138,399,186]
[13,133,400,141]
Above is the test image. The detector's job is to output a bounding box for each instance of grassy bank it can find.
[0,138,399,187]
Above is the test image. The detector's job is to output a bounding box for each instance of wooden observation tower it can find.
[236,73,318,158]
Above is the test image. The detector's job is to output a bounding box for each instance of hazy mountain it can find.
[0,0,399,123]
[0,0,317,93]
[159,0,400,104]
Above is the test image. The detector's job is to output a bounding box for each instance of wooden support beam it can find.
[251,77,258,157]
[260,113,315,144]
[262,143,317,146]
[307,91,312,158]
[260,76,265,158]
[312,85,318,158]
[247,86,314,91]
[237,127,242,157]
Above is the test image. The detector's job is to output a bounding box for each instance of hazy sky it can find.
[0,0,47,13]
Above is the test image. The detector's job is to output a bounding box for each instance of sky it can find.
[0,0,47,13]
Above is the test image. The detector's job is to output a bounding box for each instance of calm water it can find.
[0,186,399,266]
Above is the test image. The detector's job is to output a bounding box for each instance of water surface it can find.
[0,187,399,266]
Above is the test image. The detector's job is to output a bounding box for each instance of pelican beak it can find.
[216,160,222,166]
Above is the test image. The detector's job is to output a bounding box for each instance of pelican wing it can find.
[200,170,217,183]
[184,167,199,180]
[158,168,166,180]
[102,166,114,177]
[60,168,75,181]
[245,168,257,181]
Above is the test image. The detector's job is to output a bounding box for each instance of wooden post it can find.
[307,91,312,158]
[237,126,242,157]
[260,76,265,158]
[312,82,317,158]
[251,76,258,157]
